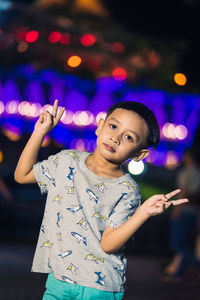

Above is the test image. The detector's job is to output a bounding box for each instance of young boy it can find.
[14,100,188,299]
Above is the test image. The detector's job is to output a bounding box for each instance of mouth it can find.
[103,143,115,152]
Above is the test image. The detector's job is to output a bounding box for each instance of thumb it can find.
[38,113,44,123]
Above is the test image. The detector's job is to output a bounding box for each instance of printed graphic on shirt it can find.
[119,181,136,190]
[67,263,78,275]
[38,181,47,192]
[77,218,88,230]
[40,241,53,248]
[67,167,76,181]
[41,225,45,233]
[56,232,62,241]
[66,204,83,213]
[53,194,62,204]
[119,192,128,201]
[95,272,105,286]
[41,165,56,186]
[107,220,117,228]
[62,275,77,285]
[93,212,107,221]
[71,232,87,246]
[68,151,81,161]
[56,212,62,227]
[95,183,107,193]
[58,250,72,259]
[53,155,58,167]
[124,199,138,208]
[86,188,99,204]
[65,186,75,194]
[85,254,104,264]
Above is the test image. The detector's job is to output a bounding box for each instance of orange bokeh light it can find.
[174,73,187,86]
[67,55,82,67]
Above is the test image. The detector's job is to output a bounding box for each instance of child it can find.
[14,100,188,299]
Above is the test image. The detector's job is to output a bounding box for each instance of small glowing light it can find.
[0,101,5,114]
[175,125,188,140]
[0,150,3,164]
[61,110,73,124]
[30,103,42,117]
[111,42,125,54]
[41,104,53,114]
[112,67,127,81]
[75,139,86,151]
[60,33,71,45]
[17,31,26,42]
[165,151,179,170]
[128,160,145,175]
[73,111,94,126]
[81,34,96,47]
[67,55,82,68]
[95,111,107,125]
[6,100,19,114]
[17,42,28,53]
[25,31,39,43]
[2,124,22,141]
[48,31,62,43]
[174,73,187,86]
[41,135,51,147]
[162,123,176,139]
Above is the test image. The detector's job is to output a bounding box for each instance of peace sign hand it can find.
[34,100,65,137]
[140,189,189,218]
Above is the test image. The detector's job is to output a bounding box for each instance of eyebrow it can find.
[109,117,140,142]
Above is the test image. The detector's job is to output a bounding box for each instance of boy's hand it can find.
[34,100,65,136]
[140,189,189,218]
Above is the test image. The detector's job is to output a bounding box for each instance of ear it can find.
[95,118,105,136]
[132,149,149,162]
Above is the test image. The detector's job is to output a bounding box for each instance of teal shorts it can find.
[43,273,124,300]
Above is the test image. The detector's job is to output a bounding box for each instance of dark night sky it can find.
[1,0,200,89]
[102,0,200,88]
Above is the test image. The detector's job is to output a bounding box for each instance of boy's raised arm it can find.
[101,189,188,254]
[14,100,65,184]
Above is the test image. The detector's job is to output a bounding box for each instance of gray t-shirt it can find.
[32,149,141,292]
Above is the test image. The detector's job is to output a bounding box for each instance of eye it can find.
[110,124,117,130]
[125,134,133,142]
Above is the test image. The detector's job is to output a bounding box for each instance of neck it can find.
[86,149,124,178]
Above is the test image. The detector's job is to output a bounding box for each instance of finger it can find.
[52,99,59,117]
[170,198,189,206]
[56,106,65,122]
[39,113,44,123]
[165,189,181,200]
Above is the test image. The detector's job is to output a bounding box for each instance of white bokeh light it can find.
[128,160,145,175]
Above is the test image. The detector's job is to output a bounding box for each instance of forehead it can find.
[107,108,147,130]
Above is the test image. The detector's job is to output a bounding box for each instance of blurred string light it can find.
[162,122,188,140]
[2,123,22,141]
[128,160,146,175]
[111,42,125,54]
[174,73,187,86]
[48,31,62,43]
[112,67,127,81]
[165,151,179,169]
[81,34,96,47]
[67,55,82,67]
[25,31,39,43]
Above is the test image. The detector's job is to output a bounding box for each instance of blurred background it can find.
[0,0,200,299]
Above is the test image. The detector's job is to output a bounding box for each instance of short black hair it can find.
[106,101,160,149]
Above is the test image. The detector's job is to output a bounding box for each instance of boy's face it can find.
[95,108,149,165]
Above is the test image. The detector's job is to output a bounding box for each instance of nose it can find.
[110,135,120,145]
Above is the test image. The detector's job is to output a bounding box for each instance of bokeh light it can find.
[25,31,39,43]
[174,73,187,86]
[112,67,127,81]
[111,42,125,54]
[81,34,96,47]
[48,31,62,43]
[128,160,146,175]
[67,55,82,68]
[0,150,3,164]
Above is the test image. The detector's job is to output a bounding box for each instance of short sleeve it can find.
[106,188,141,229]
[33,151,63,194]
